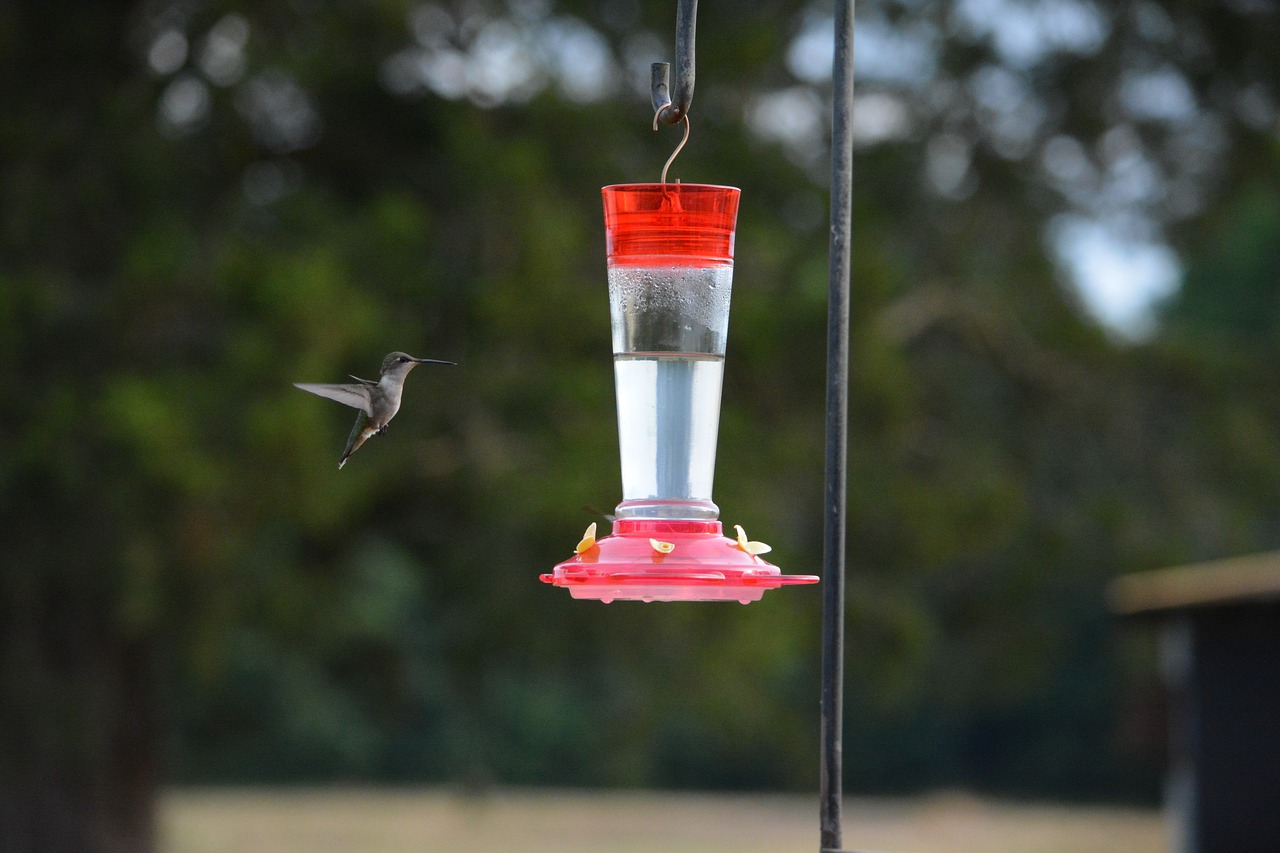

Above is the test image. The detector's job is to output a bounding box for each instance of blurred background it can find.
[2,0,1278,849]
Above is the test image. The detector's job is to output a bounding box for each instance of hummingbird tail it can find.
[337,413,378,469]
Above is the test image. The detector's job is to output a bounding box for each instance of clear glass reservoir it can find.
[602,184,739,520]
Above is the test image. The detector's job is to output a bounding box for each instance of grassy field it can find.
[159,788,1167,853]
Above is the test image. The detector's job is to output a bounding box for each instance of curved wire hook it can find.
[653,109,691,184]
[651,0,698,125]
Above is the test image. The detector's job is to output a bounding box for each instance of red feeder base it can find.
[540,518,819,604]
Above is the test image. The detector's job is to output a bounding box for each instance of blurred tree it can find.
[1161,184,1280,348]
[2,0,1279,850]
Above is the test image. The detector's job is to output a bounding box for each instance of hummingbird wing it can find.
[293,382,373,415]
[348,375,377,386]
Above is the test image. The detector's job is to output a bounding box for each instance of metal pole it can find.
[820,0,855,851]
[651,0,698,124]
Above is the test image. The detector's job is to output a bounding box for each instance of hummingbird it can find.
[294,352,455,469]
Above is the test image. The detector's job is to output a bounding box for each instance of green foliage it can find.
[1162,183,1280,348]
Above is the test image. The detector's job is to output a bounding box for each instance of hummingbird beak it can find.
[411,358,456,366]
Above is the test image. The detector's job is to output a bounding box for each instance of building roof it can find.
[1109,551,1280,616]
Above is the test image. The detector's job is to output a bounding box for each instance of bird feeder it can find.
[540,182,818,603]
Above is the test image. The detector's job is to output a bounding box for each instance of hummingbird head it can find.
[379,352,456,378]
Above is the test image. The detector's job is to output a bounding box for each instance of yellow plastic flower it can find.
[649,538,676,554]
[576,522,598,554]
[733,524,772,556]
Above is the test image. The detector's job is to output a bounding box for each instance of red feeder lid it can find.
[603,183,740,267]
[541,519,819,604]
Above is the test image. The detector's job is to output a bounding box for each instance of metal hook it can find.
[653,109,691,184]
[651,0,698,125]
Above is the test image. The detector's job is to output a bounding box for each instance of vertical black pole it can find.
[820,0,855,851]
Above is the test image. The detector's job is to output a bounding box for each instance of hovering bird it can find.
[294,352,454,468]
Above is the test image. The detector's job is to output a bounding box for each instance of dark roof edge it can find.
[1109,551,1280,616]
